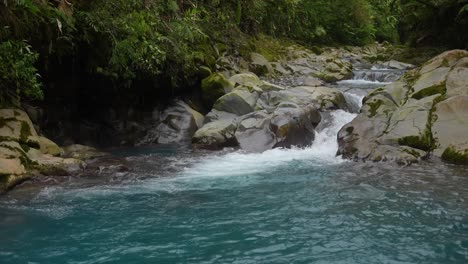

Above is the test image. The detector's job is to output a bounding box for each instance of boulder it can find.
[138,101,204,145]
[249,52,274,76]
[201,73,233,107]
[32,136,63,156]
[213,90,258,116]
[235,111,275,152]
[338,50,468,164]
[0,108,99,192]
[441,144,468,165]
[235,106,321,152]
[432,96,468,157]
[62,144,107,160]
[420,50,468,74]
[381,60,415,70]
[411,67,449,99]
[0,158,26,175]
[446,67,468,96]
[192,120,238,150]
[204,110,238,124]
[229,73,262,87]
[270,106,321,149]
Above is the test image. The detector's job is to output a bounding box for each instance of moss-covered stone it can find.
[197,66,212,79]
[313,72,338,83]
[201,73,233,108]
[441,146,468,165]
[411,84,446,100]
[367,99,384,118]
[19,121,31,142]
[310,46,323,55]
[398,132,432,152]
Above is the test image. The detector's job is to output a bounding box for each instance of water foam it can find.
[182,110,357,179]
[27,110,357,199]
[337,79,391,86]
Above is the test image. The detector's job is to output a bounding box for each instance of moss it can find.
[441,147,468,165]
[0,117,6,128]
[313,72,337,83]
[197,66,212,79]
[19,143,30,152]
[19,121,31,142]
[411,84,446,100]
[0,174,9,192]
[403,69,420,87]
[367,99,384,118]
[402,148,422,158]
[310,46,322,55]
[363,88,385,103]
[364,54,389,63]
[252,34,292,61]
[201,73,232,107]
[398,132,432,152]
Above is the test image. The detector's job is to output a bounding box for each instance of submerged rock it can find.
[338,50,468,164]
[62,144,107,160]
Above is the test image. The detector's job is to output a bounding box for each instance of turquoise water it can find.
[1,111,468,263]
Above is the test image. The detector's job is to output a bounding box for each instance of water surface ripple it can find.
[1,104,468,264]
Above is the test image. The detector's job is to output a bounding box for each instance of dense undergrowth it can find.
[0,0,467,107]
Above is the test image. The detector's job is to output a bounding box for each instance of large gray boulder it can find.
[432,96,468,158]
[338,50,468,164]
[213,89,258,116]
[138,101,204,145]
[235,106,321,152]
[194,71,348,152]
[192,120,238,150]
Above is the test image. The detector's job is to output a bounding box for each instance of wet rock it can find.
[192,120,238,150]
[62,144,107,160]
[432,96,468,157]
[138,101,204,145]
[338,50,468,165]
[0,108,84,192]
[235,106,321,152]
[381,60,415,70]
[441,144,468,165]
[235,111,275,152]
[446,67,468,96]
[411,67,449,99]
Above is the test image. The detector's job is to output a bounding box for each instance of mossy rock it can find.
[197,66,212,79]
[398,132,433,152]
[201,73,233,108]
[411,84,446,100]
[441,145,468,165]
[310,46,323,55]
[367,99,384,118]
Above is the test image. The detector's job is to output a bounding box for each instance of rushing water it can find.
[1,71,468,263]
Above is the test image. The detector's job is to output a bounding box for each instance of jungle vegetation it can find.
[0,0,467,106]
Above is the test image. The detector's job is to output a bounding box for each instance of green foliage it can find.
[75,0,212,87]
[0,40,42,106]
[395,0,468,48]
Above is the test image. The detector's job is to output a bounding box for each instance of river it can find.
[1,67,467,263]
